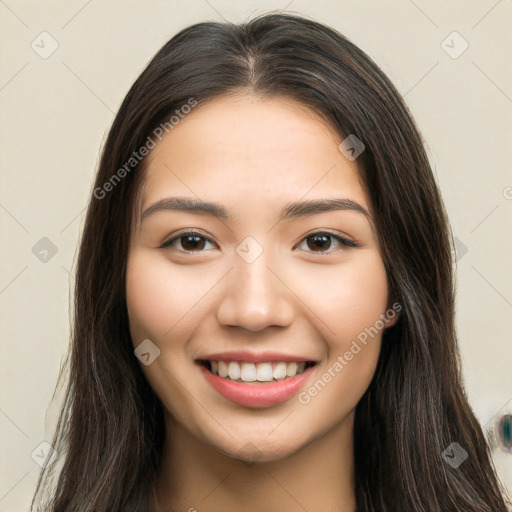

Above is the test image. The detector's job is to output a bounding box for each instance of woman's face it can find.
[126,93,396,462]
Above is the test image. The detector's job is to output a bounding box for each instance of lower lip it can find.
[200,364,315,408]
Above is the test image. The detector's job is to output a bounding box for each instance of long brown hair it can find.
[32,13,510,512]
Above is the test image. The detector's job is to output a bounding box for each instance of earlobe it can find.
[384,298,402,328]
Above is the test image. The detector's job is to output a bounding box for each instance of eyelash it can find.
[158,230,360,254]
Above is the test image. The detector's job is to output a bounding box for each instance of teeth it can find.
[228,361,241,380]
[241,362,257,382]
[208,360,311,382]
[286,362,298,377]
[218,360,228,378]
[256,362,274,382]
[273,362,287,380]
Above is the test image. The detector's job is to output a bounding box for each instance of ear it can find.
[383,298,402,328]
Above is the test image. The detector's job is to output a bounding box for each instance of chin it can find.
[208,430,312,465]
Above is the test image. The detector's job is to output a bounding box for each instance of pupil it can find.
[308,234,330,251]
[182,235,204,251]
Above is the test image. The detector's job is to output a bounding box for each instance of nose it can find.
[216,251,294,332]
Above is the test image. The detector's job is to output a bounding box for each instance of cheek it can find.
[125,252,205,342]
[125,252,205,421]
[292,253,388,408]
[290,250,390,343]
[297,258,388,417]
[126,258,170,341]
[336,255,389,341]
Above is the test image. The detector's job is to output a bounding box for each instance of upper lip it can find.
[196,351,318,363]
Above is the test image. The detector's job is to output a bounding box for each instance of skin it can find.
[125,93,398,512]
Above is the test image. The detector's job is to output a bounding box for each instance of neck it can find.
[153,412,357,512]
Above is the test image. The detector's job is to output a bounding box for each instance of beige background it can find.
[1,1,511,510]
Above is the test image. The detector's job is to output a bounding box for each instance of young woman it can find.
[31,12,510,512]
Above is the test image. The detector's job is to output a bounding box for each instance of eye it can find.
[158,230,359,254]
[158,231,217,253]
[294,231,359,254]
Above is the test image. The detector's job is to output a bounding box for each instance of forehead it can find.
[140,93,369,217]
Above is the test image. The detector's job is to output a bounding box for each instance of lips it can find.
[197,352,318,408]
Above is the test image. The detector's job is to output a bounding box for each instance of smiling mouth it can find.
[198,360,317,383]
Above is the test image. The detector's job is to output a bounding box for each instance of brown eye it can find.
[159,231,216,252]
[296,231,359,254]
[180,234,206,251]
[307,233,333,252]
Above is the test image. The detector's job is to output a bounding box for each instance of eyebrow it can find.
[141,196,370,222]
